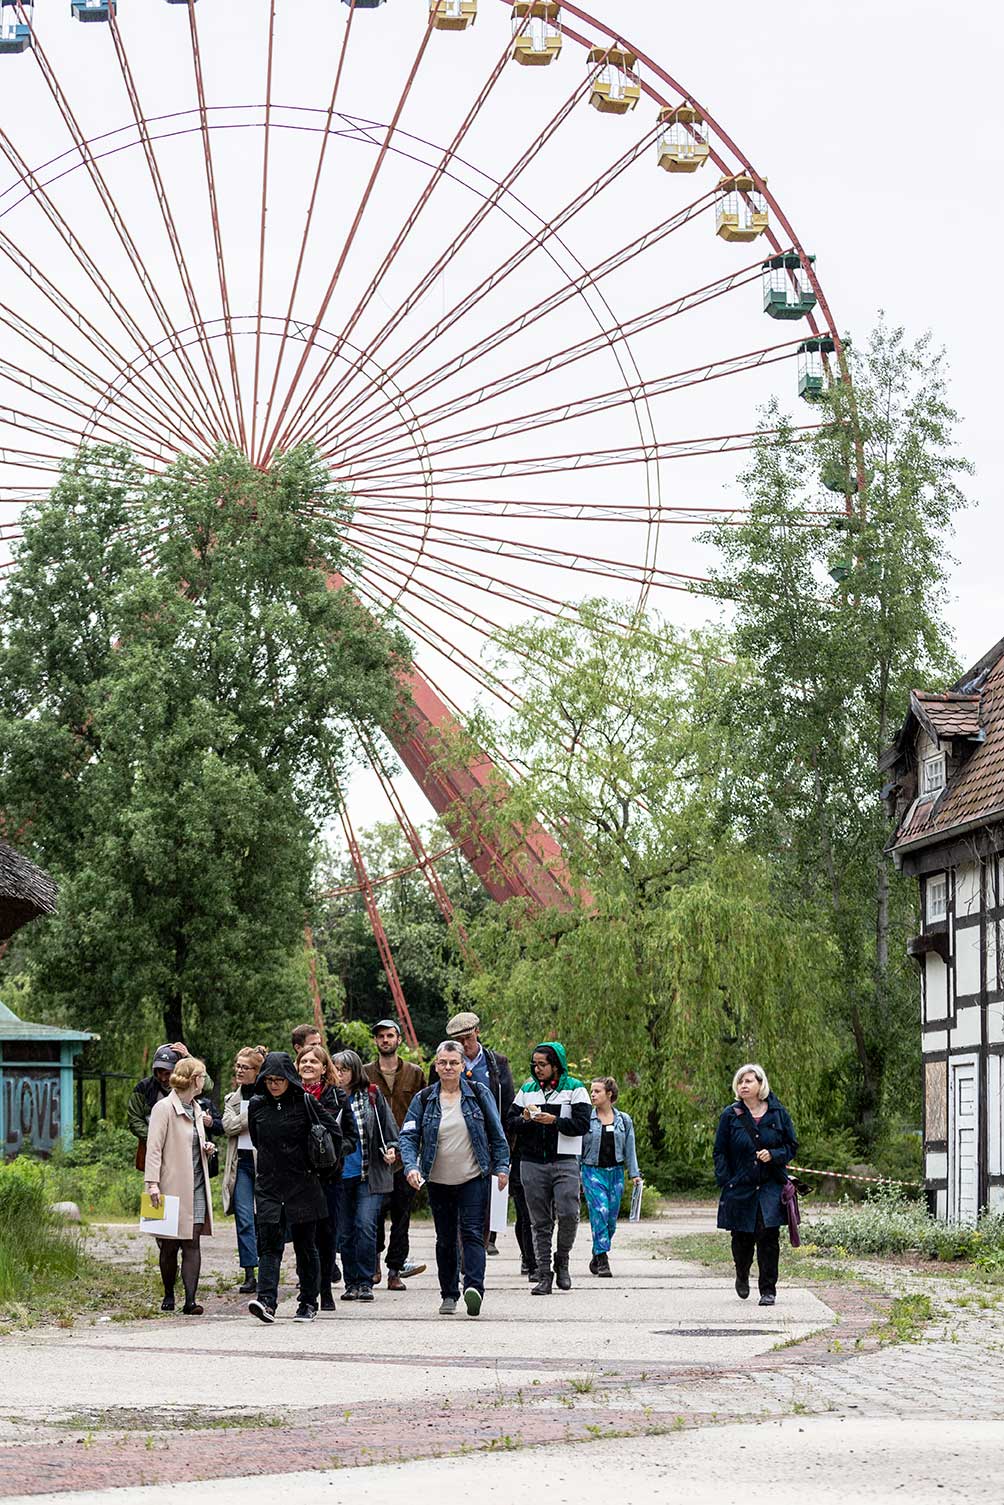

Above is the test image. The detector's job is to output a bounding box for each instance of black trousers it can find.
[258,1218,320,1311]
[731,1211,780,1296]
[376,1167,416,1272]
[512,1172,533,1263]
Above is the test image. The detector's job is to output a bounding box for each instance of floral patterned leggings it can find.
[580,1164,625,1255]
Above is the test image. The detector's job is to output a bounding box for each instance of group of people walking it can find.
[129,1013,658,1319]
[131,1024,796,1319]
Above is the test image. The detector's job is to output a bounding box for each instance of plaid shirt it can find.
[350,1091,369,1181]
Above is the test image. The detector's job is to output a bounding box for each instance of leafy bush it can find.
[803,1185,1004,1262]
[0,1158,82,1305]
[61,1120,136,1169]
[44,1119,142,1217]
[797,1125,860,1174]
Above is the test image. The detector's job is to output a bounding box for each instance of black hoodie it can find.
[248,1052,339,1225]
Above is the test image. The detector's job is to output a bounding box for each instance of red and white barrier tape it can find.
[789,1163,923,1189]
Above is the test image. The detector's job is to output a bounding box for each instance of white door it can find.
[949,1055,979,1224]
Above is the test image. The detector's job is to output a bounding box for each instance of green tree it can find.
[704,320,969,1141]
[455,604,839,1177]
[0,444,408,1077]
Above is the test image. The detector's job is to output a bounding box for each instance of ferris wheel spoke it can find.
[352,496,835,526]
[253,4,359,467]
[296,32,515,464]
[299,91,660,454]
[341,339,814,480]
[0,165,215,456]
[106,7,239,449]
[12,9,232,451]
[248,0,277,465]
[0,310,187,460]
[342,513,710,594]
[334,252,772,472]
[0,386,164,463]
[347,565,523,714]
[318,183,720,461]
[260,9,440,464]
[184,0,248,451]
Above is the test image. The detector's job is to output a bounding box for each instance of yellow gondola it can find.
[657,104,710,173]
[587,46,640,114]
[511,1,561,66]
[430,0,477,30]
[715,173,769,242]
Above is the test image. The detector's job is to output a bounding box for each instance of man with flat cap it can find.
[364,1018,427,1290]
[438,1012,520,1261]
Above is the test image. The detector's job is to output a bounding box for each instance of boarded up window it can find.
[925,1059,948,1142]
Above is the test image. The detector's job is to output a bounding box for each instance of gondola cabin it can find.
[587,46,640,115]
[763,252,817,319]
[715,173,768,242]
[0,3,29,53]
[431,0,476,28]
[883,638,1004,1222]
[71,0,115,18]
[341,0,386,8]
[797,336,834,400]
[511,1,561,66]
[657,104,709,172]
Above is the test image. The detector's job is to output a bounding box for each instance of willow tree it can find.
[704,320,969,1140]
[0,444,408,1074]
[459,603,838,1176]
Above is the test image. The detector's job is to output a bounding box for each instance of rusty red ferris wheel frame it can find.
[0,0,853,1044]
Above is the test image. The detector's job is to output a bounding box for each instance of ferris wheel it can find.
[0,0,849,1040]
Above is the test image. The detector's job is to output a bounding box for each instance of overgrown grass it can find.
[663,1231,863,1285]
[0,1157,84,1306]
[873,1293,934,1343]
[803,1187,1004,1266]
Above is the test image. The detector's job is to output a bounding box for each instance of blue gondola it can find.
[0,0,31,54]
[342,1,387,8]
[71,0,116,21]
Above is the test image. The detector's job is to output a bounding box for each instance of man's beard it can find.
[378,1042,398,1057]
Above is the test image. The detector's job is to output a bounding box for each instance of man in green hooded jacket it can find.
[506,1042,591,1294]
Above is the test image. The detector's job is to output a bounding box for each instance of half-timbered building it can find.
[883,636,1004,1222]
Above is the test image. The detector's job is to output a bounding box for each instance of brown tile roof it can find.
[893,645,1004,852]
[911,691,982,740]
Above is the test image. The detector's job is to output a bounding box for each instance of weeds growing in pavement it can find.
[871,1293,934,1345]
[569,1375,596,1395]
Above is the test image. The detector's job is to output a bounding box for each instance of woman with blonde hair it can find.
[222,1045,267,1295]
[713,1063,796,1307]
[145,1056,216,1314]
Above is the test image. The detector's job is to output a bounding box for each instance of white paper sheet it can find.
[629,1180,644,1223]
[489,1177,509,1234]
[139,1193,180,1238]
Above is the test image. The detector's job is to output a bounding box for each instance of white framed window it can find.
[927,873,948,923]
[922,753,946,796]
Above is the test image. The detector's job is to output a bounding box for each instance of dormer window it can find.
[927,873,948,923]
[922,753,946,796]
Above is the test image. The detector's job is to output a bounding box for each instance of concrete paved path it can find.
[2,1206,1000,1502]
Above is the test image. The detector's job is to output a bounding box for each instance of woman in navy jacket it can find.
[713,1063,796,1307]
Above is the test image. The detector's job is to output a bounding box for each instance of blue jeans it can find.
[581,1164,625,1255]
[427,1175,489,1299]
[335,1176,384,1290]
[232,1151,258,1268]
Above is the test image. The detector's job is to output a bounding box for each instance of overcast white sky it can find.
[0,0,999,843]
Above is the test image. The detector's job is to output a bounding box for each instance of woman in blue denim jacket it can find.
[580,1077,641,1278]
[400,1040,509,1318]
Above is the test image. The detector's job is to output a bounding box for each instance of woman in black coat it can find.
[247,1051,341,1325]
[298,1043,357,1310]
[713,1063,797,1307]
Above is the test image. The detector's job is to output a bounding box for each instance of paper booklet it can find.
[629,1180,644,1223]
[489,1176,510,1235]
[139,1193,180,1238]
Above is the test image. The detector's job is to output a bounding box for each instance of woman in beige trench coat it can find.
[146,1056,216,1313]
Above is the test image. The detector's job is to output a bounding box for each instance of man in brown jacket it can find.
[364,1019,427,1291]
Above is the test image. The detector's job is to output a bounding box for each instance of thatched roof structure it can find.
[0,841,57,943]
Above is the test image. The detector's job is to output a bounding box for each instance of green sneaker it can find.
[463,1287,482,1317]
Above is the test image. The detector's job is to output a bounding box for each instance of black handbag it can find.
[304,1091,342,1174]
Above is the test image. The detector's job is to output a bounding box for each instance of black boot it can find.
[554,1257,571,1292]
[595,1253,611,1278]
[238,1268,257,1295]
[588,1255,599,1275]
[735,1270,750,1300]
[531,1271,554,1295]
